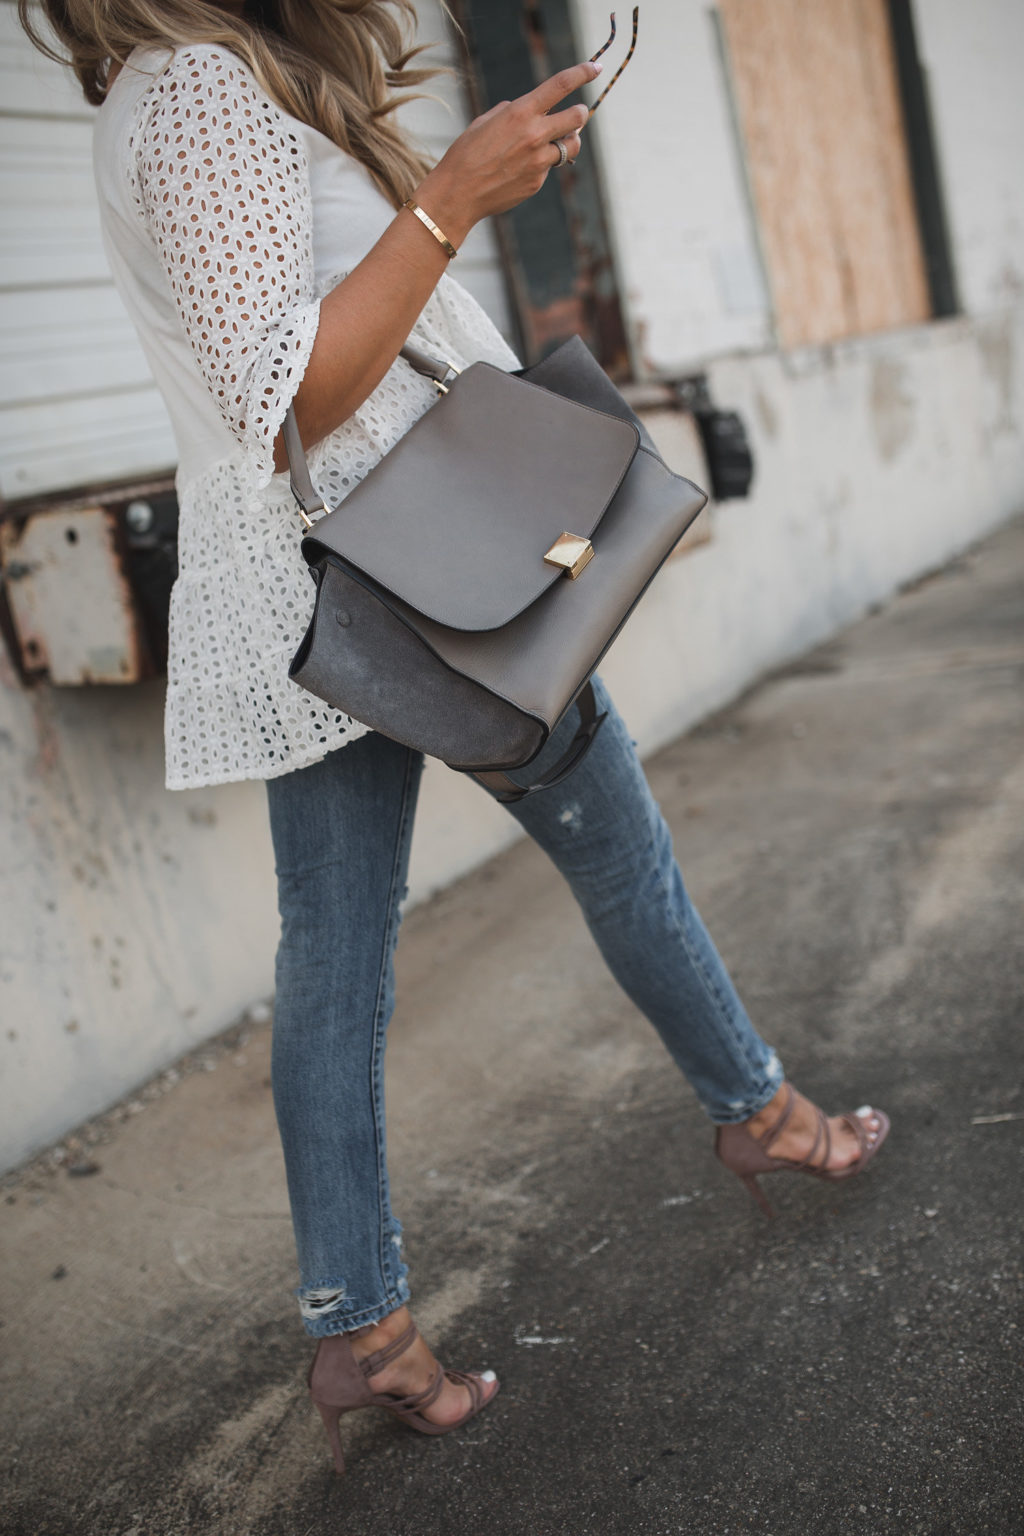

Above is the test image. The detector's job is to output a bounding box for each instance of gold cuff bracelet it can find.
[402,200,458,260]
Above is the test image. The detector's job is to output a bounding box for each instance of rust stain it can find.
[754,387,780,441]
[29,686,60,776]
[524,295,587,356]
[976,317,1016,427]
[870,355,917,461]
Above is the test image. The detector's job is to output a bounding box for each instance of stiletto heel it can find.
[307,1318,498,1474]
[715,1083,890,1218]
[315,1402,346,1475]
[740,1172,776,1219]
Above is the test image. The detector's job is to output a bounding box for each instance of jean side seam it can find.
[367,748,418,1298]
[651,853,774,1099]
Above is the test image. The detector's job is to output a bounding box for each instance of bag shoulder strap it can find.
[284,344,459,528]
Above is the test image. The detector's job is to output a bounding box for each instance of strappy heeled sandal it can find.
[308,1318,498,1474]
[714,1081,890,1218]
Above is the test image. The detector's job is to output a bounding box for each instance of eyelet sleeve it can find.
[131,47,320,486]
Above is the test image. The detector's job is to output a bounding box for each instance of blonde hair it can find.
[18,0,442,206]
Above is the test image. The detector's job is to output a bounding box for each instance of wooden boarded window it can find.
[718,0,932,348]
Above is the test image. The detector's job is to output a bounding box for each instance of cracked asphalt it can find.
[2,515,1022,1536]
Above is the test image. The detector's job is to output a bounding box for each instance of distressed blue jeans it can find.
[266,678,783,1336]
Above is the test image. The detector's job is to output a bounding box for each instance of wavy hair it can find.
[18,0,445,206]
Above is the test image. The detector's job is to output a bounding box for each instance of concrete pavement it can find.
[2,514,1023,1536]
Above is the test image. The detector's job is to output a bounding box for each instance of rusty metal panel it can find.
[0,505,143,684]
[448,0,631,376]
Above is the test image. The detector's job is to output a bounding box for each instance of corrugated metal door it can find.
[0,1,509,505]
[0,2,177,502]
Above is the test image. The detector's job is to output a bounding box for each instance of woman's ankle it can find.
[745,1081,790,1134]
[348,1304,411,1358]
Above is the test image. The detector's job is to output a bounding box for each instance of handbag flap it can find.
[300,361,640,632]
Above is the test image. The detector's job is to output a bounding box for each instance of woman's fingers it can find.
[528,59,601,116]
[543,101,590,143]
[473,98,512,126]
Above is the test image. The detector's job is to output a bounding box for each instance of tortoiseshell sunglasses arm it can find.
[587,7,639,118]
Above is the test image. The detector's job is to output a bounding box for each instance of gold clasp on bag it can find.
[544,532,594,580]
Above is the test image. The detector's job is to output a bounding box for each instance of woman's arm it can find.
[282,62,599,467]
[133,47,596,482]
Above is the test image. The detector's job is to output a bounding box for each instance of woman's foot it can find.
[715,1081,890,1217]
[743,1081,885,1172]
[348,1306,498,1428]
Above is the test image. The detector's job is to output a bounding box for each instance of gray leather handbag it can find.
[285,335,707,802]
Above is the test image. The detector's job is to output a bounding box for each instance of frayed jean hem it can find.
[298,1276,413,1339]
[700,1050,786,1126]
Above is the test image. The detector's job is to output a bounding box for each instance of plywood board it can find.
[719,0,930,347]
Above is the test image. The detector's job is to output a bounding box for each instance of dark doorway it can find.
[448,0,632,377]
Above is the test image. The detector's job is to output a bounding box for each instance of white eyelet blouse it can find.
[92,43,519,791]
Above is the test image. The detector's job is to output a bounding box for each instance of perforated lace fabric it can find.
[117,45,519,789]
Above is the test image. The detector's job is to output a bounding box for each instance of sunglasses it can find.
[587,7,640,117]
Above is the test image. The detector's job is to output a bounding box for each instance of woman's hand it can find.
[412,60,600,245]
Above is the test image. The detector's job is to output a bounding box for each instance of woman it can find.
[22,0,888,1474]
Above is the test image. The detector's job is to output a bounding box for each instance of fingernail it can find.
[591,59,603,73]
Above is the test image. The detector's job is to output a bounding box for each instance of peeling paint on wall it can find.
[976,316,1017,432]
[754,387,780,442]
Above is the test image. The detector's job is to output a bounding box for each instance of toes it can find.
[854,1105,882,1144]
[457,1371,499,1416]
[451,1369,499,1412]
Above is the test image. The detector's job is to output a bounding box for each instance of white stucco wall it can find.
[0,665,277,1165]
[2,0,1023,1170]
[572,0,772,373]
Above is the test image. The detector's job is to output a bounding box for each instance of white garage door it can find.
[0,0,510,503]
